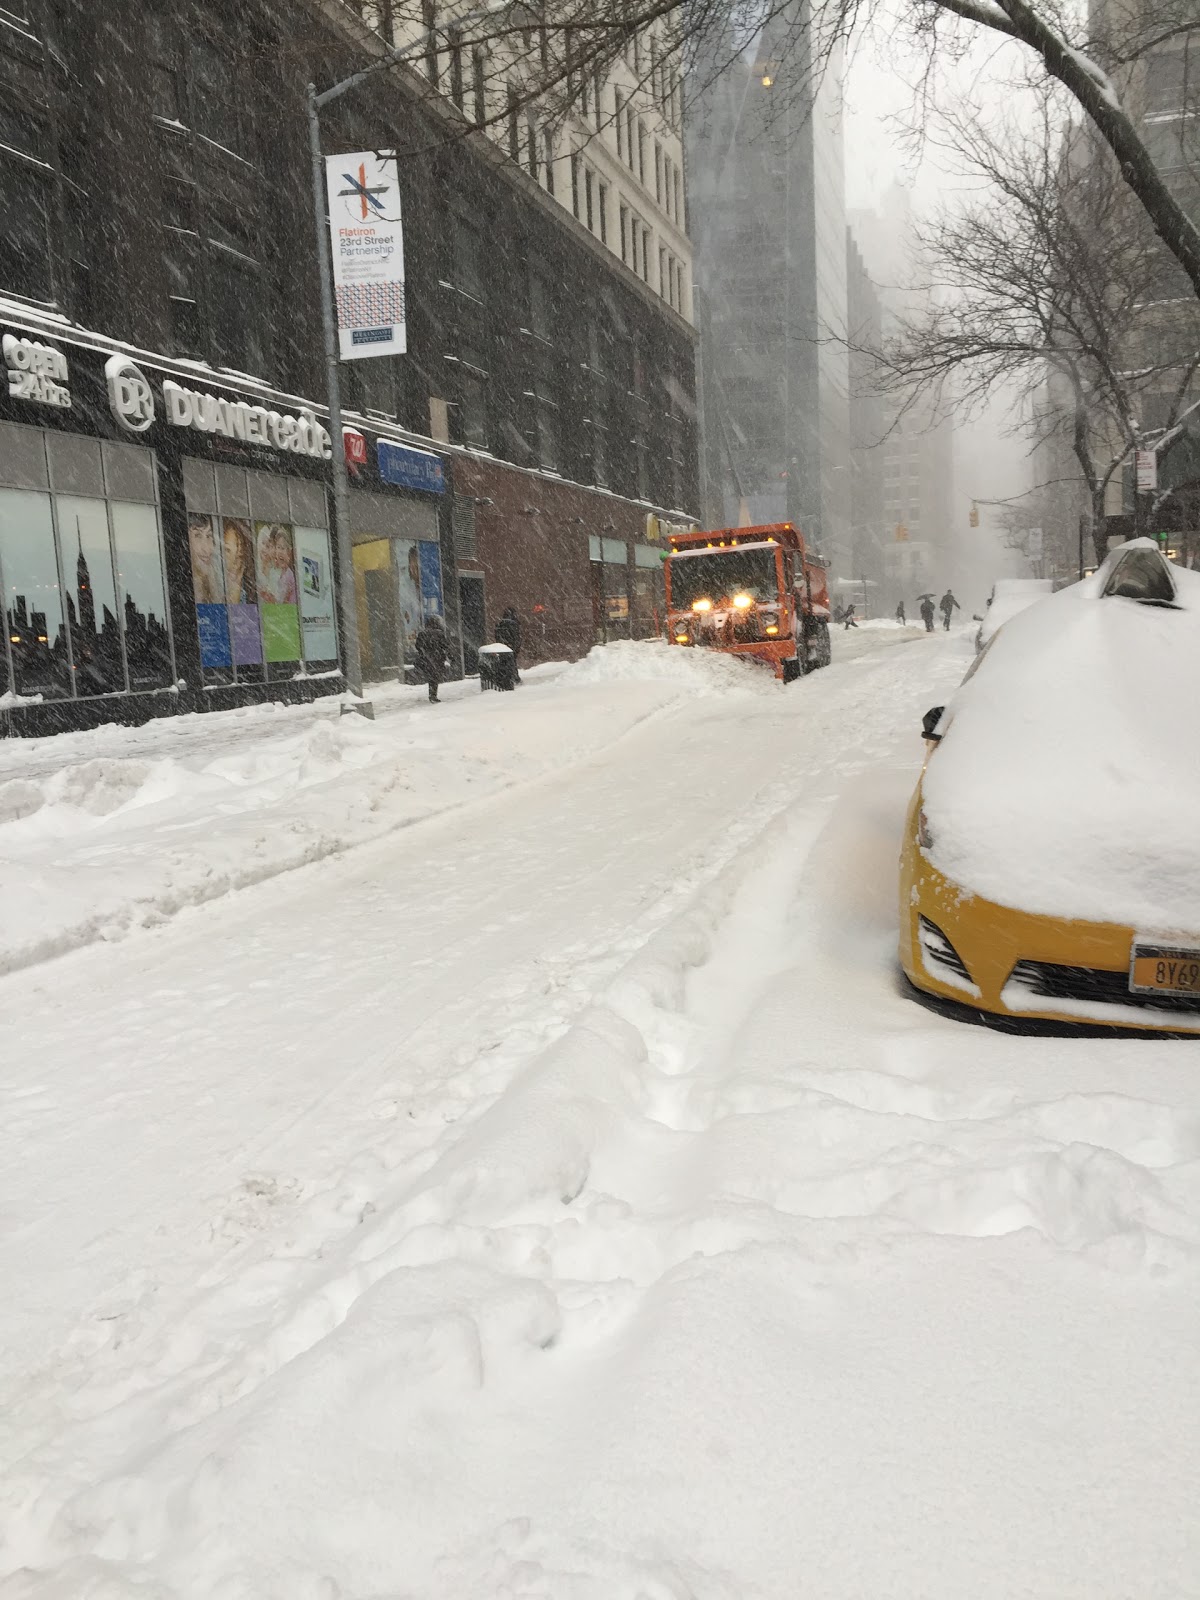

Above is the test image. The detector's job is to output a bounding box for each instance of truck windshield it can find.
[669,549,778,610]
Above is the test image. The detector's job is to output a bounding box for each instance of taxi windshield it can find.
[669,548,778,609]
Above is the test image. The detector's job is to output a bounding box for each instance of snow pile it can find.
[558,637,776,693]
[0,673,695,976]
[925,544,1200,928]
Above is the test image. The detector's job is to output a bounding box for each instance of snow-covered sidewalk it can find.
[2,625,1197,1600]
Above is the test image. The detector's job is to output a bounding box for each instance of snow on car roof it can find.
[924,540,1200,931]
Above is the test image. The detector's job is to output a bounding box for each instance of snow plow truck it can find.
[663,523,832,681]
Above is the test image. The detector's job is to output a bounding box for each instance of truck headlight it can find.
[732,592,753,610]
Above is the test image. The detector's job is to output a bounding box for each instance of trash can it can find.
[477,641,517,691]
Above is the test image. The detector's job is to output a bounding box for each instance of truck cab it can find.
[663,523,831,680]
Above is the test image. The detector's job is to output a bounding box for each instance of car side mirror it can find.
[922,705,945,742]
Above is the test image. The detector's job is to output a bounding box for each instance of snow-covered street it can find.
[2,628,1198,1600]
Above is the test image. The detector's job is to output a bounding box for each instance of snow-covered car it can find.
[901,539,1200,1031]
[974,577,1054,651]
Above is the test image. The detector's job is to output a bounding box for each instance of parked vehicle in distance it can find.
[901,540,1200,1032]
[974,577,1054,652]
[663,522,831,681]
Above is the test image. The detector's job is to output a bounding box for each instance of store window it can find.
[183,462,337,688]
[0,422,173,702]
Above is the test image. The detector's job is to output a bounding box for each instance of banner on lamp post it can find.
[325,150,407,360]
[1136,449,1158,492]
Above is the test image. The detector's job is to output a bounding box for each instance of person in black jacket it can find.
[414,614,451,702]
[495,606,522,683]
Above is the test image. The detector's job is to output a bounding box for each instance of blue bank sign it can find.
[377,439,446,495]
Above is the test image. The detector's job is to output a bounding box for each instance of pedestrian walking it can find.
[494,605,522,684]
[414,613,451,703]
[939,589,961,631]
[895,601,906,625]
[842,603,858,630]
[919,595,936,632]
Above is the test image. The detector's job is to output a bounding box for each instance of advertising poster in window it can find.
[418,539,444,620]
[395,537,422,656]
[187,513,231,669]
[325,149,407,360]
[254,521,301,662]
[294,526,338,662]
[221,517,262,665]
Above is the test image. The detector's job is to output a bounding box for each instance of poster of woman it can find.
[187,514,225,604]
[255,523,298,605]
[221,520,258,605]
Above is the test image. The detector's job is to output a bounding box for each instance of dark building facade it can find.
[0,0,698,735]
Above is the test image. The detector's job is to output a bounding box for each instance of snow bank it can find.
[558,637,775,692]
[0,675,685,976]
[924,544,1200,929]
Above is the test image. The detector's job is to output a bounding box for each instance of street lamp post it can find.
[306,82,363,699]
[306,6,517,703]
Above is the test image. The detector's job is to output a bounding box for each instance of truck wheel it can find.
[811,622,831,669]
[782,656,801,683]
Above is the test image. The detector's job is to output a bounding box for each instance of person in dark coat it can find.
[919,596,936,632]
[494,606,522,683]
[842,603,858,630]
[939,589,961,630]
[895,600,906,625]
[414,613,451,702]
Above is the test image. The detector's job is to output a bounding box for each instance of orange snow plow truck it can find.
[664,523,832,681]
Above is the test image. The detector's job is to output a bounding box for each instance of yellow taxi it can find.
[900,541,1200,1032]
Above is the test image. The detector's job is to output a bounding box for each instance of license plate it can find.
[1129,942,1200,996]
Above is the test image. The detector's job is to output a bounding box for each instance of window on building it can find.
[619,203,629,265]
[0,156,55,303]
[593,71,604,129]
[659,246,666,298]
[585,166,595,232]
[449,26,465,109]
[529,268,553,341]
[147,12,184,122]
[191,35,245,154]
[654,141,663,205]
[526,112,539,177]
[507,83,520,162]
[543,128,555,196]
[637,121,647,185]
[615,93,626,160]
[570,151,581,220]
[451,213,483,299]
[673,166,682,227]
[472,48,486,122]
[453,349,489,449]
[597,179,609,245]
[626,106,636,169]
[423,0,438,83]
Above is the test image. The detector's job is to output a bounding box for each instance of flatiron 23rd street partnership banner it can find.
[324,150,407,361]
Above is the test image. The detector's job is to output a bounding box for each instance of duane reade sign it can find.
[325,149,407,361]
[163,380,332,457]
[106,355,155,432]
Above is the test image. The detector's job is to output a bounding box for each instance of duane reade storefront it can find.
[0,321,355,738]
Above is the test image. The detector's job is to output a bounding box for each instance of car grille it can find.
[1008,960,1200,1014]
[918,917,972,983]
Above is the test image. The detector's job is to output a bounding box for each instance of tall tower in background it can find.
[688,1,850,569]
